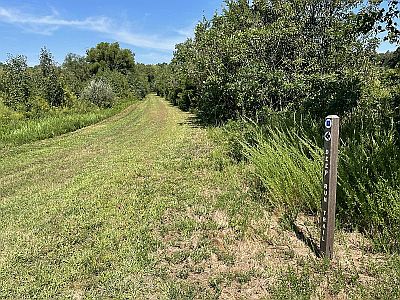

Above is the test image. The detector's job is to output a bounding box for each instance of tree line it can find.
[154,0,399,127]
[0,42,154,118]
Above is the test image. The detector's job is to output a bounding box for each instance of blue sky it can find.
[0,0,397,66]
[0,0,223,65]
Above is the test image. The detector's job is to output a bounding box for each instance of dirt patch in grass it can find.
[157,206,393,299]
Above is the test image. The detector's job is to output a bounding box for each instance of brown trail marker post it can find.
[320,115,340,259]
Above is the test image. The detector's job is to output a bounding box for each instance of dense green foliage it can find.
[39,47,65,107]
[0,42,154,146]
[158,0,384,122]
[86,42,135,75]
[61,53,90,96]
[1,55,32,111]
[152,0,400,251]
[378,46,400,68]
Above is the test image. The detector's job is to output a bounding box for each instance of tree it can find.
[356,0,400,43]
[2,55,31,111]
[86,42,135,75]
[0,64,5,94]
[130,63,152,99]
[386,47,400,68]
[39,47,64,107]
[61,53,90,96]
[162,0,378,123]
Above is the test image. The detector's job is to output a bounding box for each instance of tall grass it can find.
[231,113,400,252]
[241,125,322,216]
[338,122,400,251]
[0,99,134,148]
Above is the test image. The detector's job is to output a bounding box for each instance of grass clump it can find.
[338,119,400,251]
[271,267,317,300]
[229,112,400,252]
[241,124,322,216]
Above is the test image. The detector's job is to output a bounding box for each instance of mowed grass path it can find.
[0,95,260,299]
[2,95,396,299]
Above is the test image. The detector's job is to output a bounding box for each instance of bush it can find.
[0,99,24,124]
[80,79,115,108]
[97,69,132,99]
[24,96,50,118]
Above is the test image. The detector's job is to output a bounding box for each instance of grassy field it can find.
[0,99,135,148]
[0,94,399,299]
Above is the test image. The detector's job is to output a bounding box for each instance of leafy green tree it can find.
[96,69,132,99]
[162,0,380,122]
[2,55,31,111]
[0,64,5,94]
[61,53,90,96]
[39,47,64,107]
[86,42,135,75]
[386,47,400,68]
[356,0,400,43]
[130,63,152,98]
[153,63,171,97]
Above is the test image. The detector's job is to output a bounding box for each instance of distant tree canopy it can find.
[62,53,90,96]
[0,42,151,115]
[378,47,400,68]
[86,42,135,75]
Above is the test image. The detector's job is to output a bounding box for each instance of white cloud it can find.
[174,21,197,38]
[0,6,189,51]
[137,52,173,64]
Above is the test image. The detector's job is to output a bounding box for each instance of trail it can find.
[0,94,261,298]
[0,95,380,299]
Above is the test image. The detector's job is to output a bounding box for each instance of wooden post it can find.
[320,115,340,259]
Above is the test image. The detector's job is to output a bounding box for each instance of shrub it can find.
[97,69,132,99]
[0,99,22,122]
[24,96,50,118]
[80,79,115,108]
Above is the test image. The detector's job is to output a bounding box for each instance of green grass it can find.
[1,95,400,299]
[241,125,323,217]
[233,115,400,252]
[0,98,135,148]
